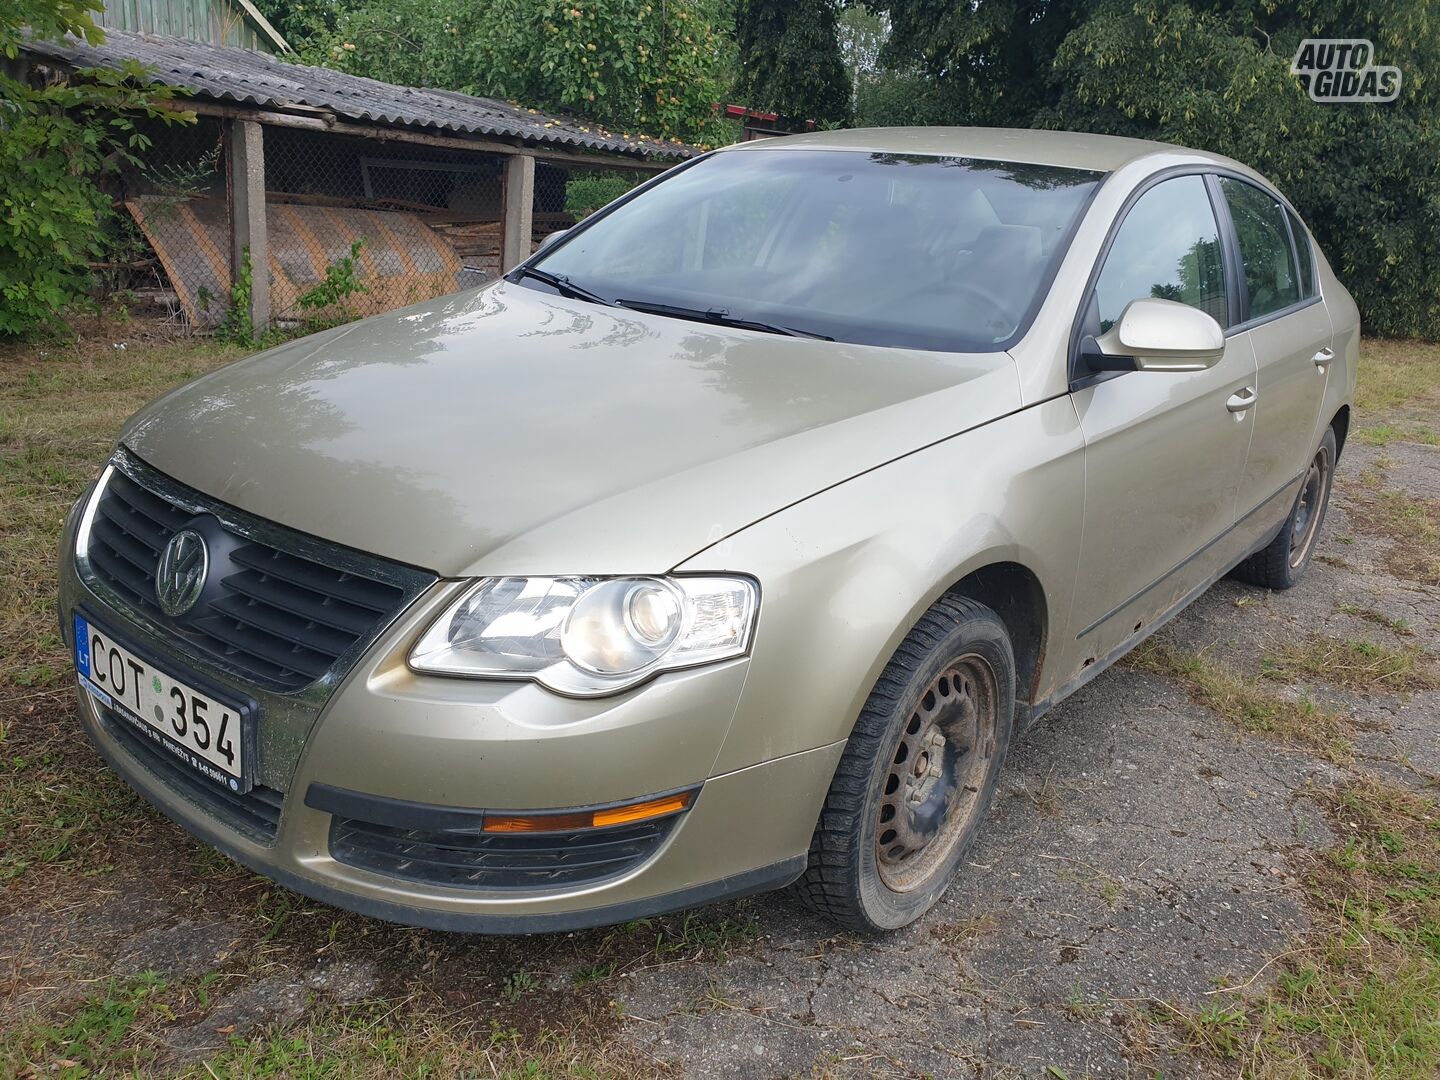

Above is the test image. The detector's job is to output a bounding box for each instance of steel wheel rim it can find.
[1288,447,1330,569]
[875,654,998,893]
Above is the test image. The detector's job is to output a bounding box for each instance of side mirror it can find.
[1083,297,1225,373]
[537,228,569,252]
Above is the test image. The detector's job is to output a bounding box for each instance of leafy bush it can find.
[296,238,368,313]
[564,174,638,219]
[1,0,191,337]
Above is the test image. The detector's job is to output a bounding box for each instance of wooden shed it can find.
[21,28,693,331]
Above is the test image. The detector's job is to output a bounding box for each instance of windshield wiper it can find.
[615,299,834,340]
[511,266,613,307]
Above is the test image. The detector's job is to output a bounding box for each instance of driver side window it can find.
[1094,175,1228,333]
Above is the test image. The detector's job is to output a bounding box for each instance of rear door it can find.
[1067,173,1256,666]
[1216,178,1333,517]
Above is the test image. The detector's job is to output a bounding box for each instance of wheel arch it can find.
[1330,404,1350,461]
[943,561,1048,708]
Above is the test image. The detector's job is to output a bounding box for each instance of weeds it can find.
[1335,602,1413,637]
[1127,641,1353,763]
[183,1000,649,1080]
[0,972,167,1077]
[647,905,760,961]
[1340,478,1440,587]
[1261,633,1435,694]
[499,969,541,1003]
[572,961,618,987]
[1152,779,1440,1078]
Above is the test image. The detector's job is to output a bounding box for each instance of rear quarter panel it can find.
[1315,248,1361,437]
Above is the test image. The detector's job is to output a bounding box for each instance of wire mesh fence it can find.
[109,115,233,332]
[262,127,504,326]
[533,159,645,248]
[106,117,662,335]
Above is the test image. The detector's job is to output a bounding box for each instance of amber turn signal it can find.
[482,790,695,833]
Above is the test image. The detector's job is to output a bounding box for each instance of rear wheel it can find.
[794,596,1014,932]
[1231,427,1337,590]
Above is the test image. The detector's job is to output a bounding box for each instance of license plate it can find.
[74,613,251,792]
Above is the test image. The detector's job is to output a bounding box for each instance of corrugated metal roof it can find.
[23,29,695,160]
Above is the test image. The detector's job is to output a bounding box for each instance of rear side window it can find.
[1094,174,1228,332]
[1288,208,1316,298]
[1220,178,1300,319]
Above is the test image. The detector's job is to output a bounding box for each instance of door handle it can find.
[1226,387,1258,413]
[1312,347,1335,367]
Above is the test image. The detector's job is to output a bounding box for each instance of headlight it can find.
[409,575,758,696]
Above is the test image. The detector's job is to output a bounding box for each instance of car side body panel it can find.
[678,396,1085,777]
[1313,244,1361,444]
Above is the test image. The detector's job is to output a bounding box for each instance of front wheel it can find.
[1231,426,1337,590]
[793,596,1014,932]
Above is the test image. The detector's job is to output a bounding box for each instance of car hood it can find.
[121,282,1021,577]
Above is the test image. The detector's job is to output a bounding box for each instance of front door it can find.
[1067,173,1256,669]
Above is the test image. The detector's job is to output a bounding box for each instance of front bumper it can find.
[59,482,840,933]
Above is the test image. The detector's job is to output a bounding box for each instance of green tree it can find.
[869,0,1440,340]
[1,0,192,336]
[872,0,1089,127]
[837,3,883,100]
[246,0,338,62]
[466,0,729,143]
[271,0,732,146]
[734,0,851,124]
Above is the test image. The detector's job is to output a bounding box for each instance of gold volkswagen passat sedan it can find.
[59,128,1356,932]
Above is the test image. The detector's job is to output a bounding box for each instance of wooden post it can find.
[501,153,536,272]
[229,119,270,331]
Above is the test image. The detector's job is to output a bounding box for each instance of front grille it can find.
[328,816,674,890]
[83,462,416,693]
[98,705,284,843]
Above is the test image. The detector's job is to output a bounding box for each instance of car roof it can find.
[717,126,1230,175]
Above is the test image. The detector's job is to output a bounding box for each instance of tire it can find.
[794,595,1014,932]
[1230,426,1337,591]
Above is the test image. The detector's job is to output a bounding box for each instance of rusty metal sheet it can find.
[125,195,465,329]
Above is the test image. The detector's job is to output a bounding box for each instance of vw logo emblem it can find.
[155,529,208,617]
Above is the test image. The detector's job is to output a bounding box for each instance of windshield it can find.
[522,149,1103,352]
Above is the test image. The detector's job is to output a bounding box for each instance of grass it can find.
[0,971,170,1077]
[1354,339,1440,418]
[1261,634,1435,694]
[1,981,650,1080]
[931,914,997,950]
[1127,641,1354,763]
[0,333,245,881]
[1352,423,1440,449]
[1154,778,1440,1079]
[193,1020,640,1080]
[1340,482,1440,587]
[1343,339,1440,587]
